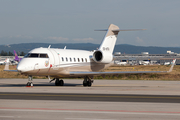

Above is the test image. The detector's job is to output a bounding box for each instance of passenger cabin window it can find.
[62,57,64,61]
[85,58,87,62]
[66,57,68,62]
[78,58,80,62]
[82,58,84,62]
[74,58,76,62]
[70,58,72,62]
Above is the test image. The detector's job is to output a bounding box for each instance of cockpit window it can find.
[24,53,49,58]
[24,53,30,58]
[29,53,39,57]
[40,54,49,58]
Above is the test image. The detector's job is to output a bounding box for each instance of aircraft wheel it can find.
[59,80,64,86]
[26,82,32,86]
[87,81,92,87]
[83,80,87,87]
[26,82,30,86]
[55,79,60,86]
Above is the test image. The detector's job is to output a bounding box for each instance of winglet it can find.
[4,58,10,70]
[4,58,18,72]
[167,59,176,73]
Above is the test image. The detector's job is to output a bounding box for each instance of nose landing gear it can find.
[26,75,33,87]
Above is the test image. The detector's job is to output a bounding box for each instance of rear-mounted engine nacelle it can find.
[93,50,113,64]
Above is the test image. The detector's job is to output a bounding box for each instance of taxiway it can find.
[0,79,180,120]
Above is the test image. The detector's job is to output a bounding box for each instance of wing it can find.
[4,69,18,72]
[70,59,176,76]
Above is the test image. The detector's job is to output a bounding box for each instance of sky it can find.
[0,0,180,47]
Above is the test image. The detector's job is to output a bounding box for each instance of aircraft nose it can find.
[17,64,25,72]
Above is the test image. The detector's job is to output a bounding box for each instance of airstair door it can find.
[49,49,60,70]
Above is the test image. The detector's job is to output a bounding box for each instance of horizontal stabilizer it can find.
[94,29,108,31]
[95,29,146,32]
[112,29,146,32]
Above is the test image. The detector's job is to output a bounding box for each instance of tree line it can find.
[0,50,26,56]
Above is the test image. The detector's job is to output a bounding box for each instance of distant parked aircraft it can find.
[115,60,127,65]
[139,60,150,65]
[0,58,7,65]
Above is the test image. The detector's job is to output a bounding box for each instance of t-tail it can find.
[98,24,119,53]
[93,24,146,64]
[97,24,146,54]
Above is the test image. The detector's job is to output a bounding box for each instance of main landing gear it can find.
[83,76,93,87]
[55,78,64,86]
[26,75,33,87]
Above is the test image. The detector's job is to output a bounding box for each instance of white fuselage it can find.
[17,47,112,78]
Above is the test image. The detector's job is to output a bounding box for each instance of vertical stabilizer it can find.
[14,50,19,60]
[99,24,120,53]
[14,50,22,62]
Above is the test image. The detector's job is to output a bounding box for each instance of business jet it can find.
[4,24,176,87]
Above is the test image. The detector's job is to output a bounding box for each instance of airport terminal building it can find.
[114,51,180,65]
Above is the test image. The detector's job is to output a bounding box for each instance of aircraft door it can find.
[49,49,60,70]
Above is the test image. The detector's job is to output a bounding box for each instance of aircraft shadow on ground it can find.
[0,83,82,87]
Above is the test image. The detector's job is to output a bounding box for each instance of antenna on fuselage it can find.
[48,45,51,49]
[64,46,66,50]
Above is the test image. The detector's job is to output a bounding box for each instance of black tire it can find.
[87,81,92,87]
[26,82,30,86]
[59,80,64,86]
[55,79,60,86]
[83,80,87,87]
